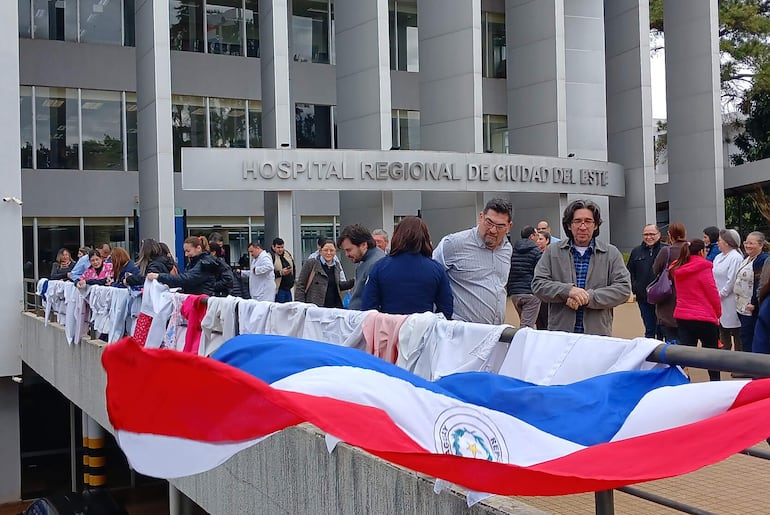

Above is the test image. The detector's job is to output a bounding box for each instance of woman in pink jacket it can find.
[670,238,722,381]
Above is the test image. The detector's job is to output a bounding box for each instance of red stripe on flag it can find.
[103,338,770,496]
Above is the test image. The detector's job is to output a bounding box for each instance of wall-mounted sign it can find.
[182,148,625,196]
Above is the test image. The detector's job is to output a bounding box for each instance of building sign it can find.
[182,148,625,196]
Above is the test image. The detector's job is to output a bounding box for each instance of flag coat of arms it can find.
[102,334,770,496]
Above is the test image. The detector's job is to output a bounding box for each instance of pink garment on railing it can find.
[361,312,408,364]
[80,262,113,281]
[181,295,208,354]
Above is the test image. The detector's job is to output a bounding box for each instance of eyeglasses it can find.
[483,217,509,231]
[571,219,595,228]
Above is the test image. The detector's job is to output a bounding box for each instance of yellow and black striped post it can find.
[87,415,107,488]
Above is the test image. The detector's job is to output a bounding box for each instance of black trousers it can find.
[676,318,720,381]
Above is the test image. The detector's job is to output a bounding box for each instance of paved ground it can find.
[502,299,770,514]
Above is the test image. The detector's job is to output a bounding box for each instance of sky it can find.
[651,50,667,119]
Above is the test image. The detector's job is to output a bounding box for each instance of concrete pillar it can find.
[564,0,607,161]
[418,0,484,240]
[335,0,392,150]
[605,0,656,251]
[259,0,293,148]
[135,0,176,243]
[0,2,22,501]
[264,191,296,253]
[335,0,395,251]
[505,0,566,157]
[663,0,724,230]
[260,0,295,254]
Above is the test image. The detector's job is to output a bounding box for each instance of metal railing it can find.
[24,280,770,515]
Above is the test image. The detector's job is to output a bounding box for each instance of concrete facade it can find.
[663,0,725,231]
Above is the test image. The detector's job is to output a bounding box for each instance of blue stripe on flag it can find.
[213,334,688,447]
[437,368,688,446]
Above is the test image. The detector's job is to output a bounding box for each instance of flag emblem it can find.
[434,407,508,461]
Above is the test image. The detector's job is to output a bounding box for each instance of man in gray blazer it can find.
[532,200,631,336]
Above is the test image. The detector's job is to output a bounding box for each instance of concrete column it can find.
[605,0,656,251]
[335,0,392,150]
[505,0,566,157]
[0,6,23,499]
[135,0,176,243]
[663,0,724,230]
[564,0,607,161]
[335,0,395,247]
[418,0,484,240]
[264,190,296,251]
[259,0,293,148]
[260,0,295,255]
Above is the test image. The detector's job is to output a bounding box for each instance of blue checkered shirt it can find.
[571,242,594,333]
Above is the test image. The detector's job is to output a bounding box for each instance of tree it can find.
[732,89,770,163]
[649,0,770,106]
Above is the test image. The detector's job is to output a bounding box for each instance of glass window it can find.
[32,0,78,41]
[389,0,418,72]
[79,0,122,45]
[20,86,33,169]
[209,97,247,148]
[245,0,259,57]
[36,222,80,279]
[126,93,138,171]
[170,0,204,52]
[247,100,262,148]
[81,89,123,170]
[35,87,79,170]
[296,103,332,148]
[483,114,508,153]
[124,0,136,46]
[482,12,506,79]
[391,109,420,150]
[292,0,330,64]
[207,0,244,56]
[19,0,32,38]
[172,95,207,172]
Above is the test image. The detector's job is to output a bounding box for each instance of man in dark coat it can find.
[627,224,667,338]
[506,226,542,328]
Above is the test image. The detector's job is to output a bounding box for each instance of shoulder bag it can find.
[646,246,673,304]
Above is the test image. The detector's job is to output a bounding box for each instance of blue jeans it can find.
[275,288,292,303]
[738,313,757,352]
[637,300,662,339]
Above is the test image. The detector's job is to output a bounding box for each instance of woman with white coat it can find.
[712,229,743,351]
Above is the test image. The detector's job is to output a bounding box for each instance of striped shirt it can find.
[433,227,512,325]
[571,243,594,333]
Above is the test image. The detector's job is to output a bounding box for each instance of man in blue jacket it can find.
[338,224,385,310]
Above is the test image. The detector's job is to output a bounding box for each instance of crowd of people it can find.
[45,198,770,381]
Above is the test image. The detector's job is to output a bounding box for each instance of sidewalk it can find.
[503,300,770,514]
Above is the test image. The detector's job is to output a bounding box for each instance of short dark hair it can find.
[272,237,284,246]
[520,225,536,239]
[483,198,512,222]
[703,226,719,243]
[209,242,222,255]
[208,231,224,244]
[338,224,375,249]
[318,238,336,249]
[390,216,433,257]
[317,236,327,247]
[562,199,602,241]
[248,241,262,248]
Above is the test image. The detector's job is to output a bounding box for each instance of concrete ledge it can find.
[20,313,546,515]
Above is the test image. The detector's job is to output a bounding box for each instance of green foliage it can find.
[732,89,770,163]
[650,0,770,102]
